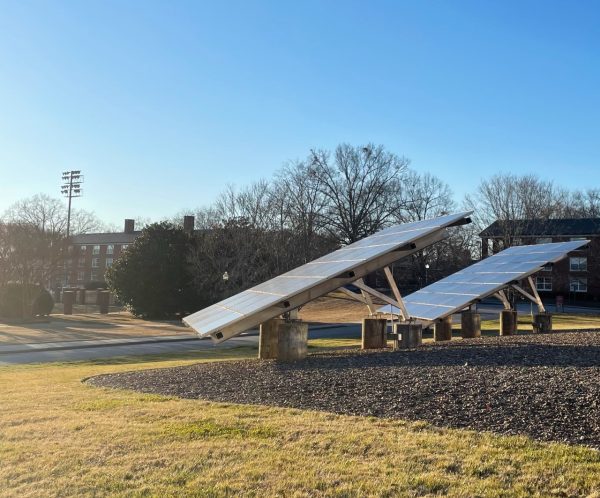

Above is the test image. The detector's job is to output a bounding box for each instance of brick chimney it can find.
[124,219,135,234]
[183,215,195,233]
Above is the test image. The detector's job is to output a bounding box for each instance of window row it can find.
[540,257,588,272]
[91,258,113,268]
[536,276,588,293]
[76,244,129,255]
[76,270,103,282]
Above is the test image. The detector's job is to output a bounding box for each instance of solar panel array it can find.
[380,240,589,321]
[184,212,472,342]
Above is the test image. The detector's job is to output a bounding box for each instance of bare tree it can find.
[561,188,600,218]
[0,222,64,290]
[388,170,474,289]
[3,194,104,235]
[307,143,410,244]
[465,173,566,251]
[273,161,335,263]
[398,171,455,222]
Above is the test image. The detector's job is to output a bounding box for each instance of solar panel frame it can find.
[183,212,473,343]
[379,240,589,321]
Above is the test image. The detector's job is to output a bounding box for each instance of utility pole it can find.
[61,171,83,287]
[61,171,83,238]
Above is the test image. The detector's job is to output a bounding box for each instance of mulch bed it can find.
[88,331,600,449]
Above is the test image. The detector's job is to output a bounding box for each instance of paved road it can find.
[0,324,361,365]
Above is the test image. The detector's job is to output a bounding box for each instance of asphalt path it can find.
[0,324,361,365]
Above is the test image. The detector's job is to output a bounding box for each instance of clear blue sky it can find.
[1,0,599,225]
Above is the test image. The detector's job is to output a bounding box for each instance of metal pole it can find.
[66,173,73,238]
[61,170,83,289]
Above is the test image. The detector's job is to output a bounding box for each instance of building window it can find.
[570,277,588,293]
[105,258,113,268]
[77,271,85,282]
[92,258,100,268]
[570,257,587,272]
[570,237,587,241]
[78,257,86,267]
[536,237,552,244]
[121,244,129,251]
[92,245,101,255]
[536,276,552,292]
[91,271,98,281]
[106,244,114,255]
[80,245,87,252]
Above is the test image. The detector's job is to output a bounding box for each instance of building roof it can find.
[480,218,600,238]
[70,231,141,245]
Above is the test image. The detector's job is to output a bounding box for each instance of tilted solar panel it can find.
[183,212,472,343]
[379,240,589,321]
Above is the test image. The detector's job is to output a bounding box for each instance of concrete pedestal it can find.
[533,313,552,334]
[98,291,110,314]
[461,311,481,338]
[259,319,280,359]
[259,318,308,361]
[278,321,308,361]
[434,316,453,341]
[361,317,387,349]
[63,291,75,315]
[500,310,517,336]
[396,323,423,349]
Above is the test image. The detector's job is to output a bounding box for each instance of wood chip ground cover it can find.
[89,331,600,449]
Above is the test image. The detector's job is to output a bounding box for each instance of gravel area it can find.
[88,331,600,448]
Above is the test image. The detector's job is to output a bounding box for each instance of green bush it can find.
[33,288,54,316]
[106,222,200,319]
[0,284,54,318]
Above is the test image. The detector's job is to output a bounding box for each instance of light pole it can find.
[61,171,83,287]
[425,263,430,285]
[61,171,84,238]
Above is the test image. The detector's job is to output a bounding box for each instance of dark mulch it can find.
[88,331,600,449]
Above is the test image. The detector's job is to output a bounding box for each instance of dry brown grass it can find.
[299,295,374,323]
[1,344,600,497]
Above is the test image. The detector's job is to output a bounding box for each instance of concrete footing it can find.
[532,313,552,334]
[461,311,481,338]
[361,317,387,349]
[500,310,517,336]
[259,318,308,361]
[396,323,423,349]
[63,291,75,315]
[434,316,453,341]
[259,319,279,359]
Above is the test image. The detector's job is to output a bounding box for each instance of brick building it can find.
[480,219,600,303]
[64,216,195,287]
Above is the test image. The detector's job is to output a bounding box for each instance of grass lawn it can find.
[1,342,600,497]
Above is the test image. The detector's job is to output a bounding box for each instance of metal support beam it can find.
[337,286,369,304]
[494,290,511,310]
[527,276,546,313]
[511,283,545,313]
[356,278,377,314]
[353,279,400,310]
[383,266,408,321]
